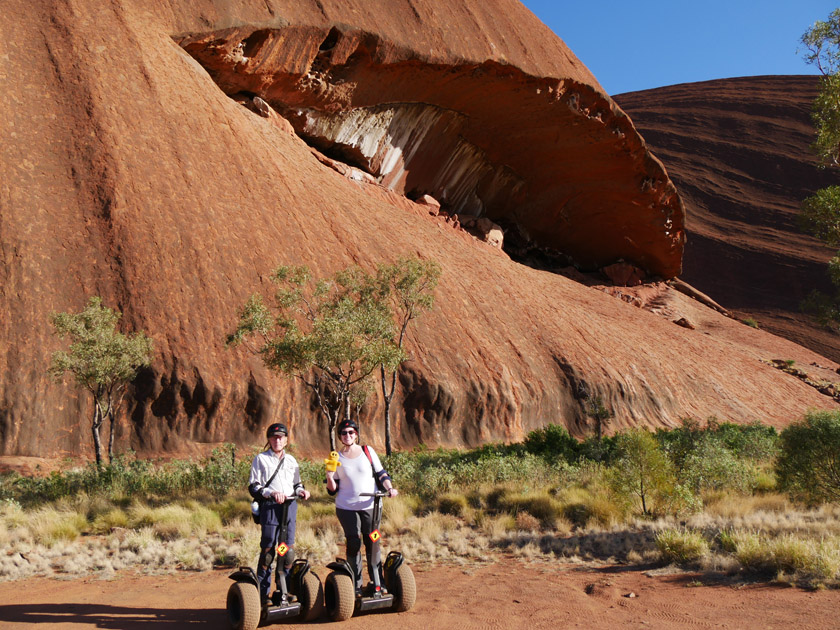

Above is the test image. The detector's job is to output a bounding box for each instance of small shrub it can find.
[655,528,710,565]
[776,410,840,504]
[437,493,468,517]
[515,511,541,531]
[499,492,562,527]
[524,424,579,462]
[557,487,623,528]
[728,530,769,570]
[91,508,129,533]
[768,534,813,573]
[609,429,680,516]
[742,318,759,328]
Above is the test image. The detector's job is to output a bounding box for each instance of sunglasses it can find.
[339,430,356,436]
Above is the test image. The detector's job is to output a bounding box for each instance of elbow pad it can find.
[326,477,339,496]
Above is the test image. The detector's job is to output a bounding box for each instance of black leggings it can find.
[336,507,381,589]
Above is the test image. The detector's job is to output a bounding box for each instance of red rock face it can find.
[616,76,840,361]
[177,22,685,278]
[0,1,837,460]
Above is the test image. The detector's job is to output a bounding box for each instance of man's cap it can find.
[266,422,288,437]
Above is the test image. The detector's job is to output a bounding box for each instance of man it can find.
[248,422,310,605]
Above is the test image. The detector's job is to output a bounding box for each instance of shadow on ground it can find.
[0,603,226,628]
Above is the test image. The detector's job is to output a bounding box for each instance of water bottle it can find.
[251,501,260,517]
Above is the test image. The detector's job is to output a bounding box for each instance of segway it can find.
[226,497,324,630]
[324,491,416,621]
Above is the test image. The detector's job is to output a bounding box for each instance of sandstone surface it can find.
[616,76,840,362]
[1,1,837,459]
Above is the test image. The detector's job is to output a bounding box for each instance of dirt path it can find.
[0,560,836,629]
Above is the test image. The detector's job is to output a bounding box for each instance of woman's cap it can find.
[337,419,359,434]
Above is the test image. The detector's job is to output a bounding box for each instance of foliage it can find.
[384,443,565,501]
[0,445,251,507]
[377,256,441,455]
[50,297,153,466]
[799,186,840,246]
[776,410,840,504]
[656,418,777,494]
[227,264,405,449]
[607,429,682,516]
[798,11,840,324]
[584,395,613,442]
[801,9,840,165]
[523,423,580,461]
[801,9,840,76]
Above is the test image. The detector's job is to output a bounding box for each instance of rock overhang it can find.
[177,23,685,279]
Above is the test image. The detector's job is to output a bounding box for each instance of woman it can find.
[325,419,397,595]
[248,422,310,605]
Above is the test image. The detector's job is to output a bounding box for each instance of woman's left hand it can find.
[387,487,398,497]
[299,489,311,500]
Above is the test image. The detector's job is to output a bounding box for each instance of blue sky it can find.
[521,1,839,95]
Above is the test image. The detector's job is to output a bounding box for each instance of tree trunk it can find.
[91,402,104,468]
[106,389,116,464]
[381,365,398,456]
[107,408,116,464]
[328,414,337,451]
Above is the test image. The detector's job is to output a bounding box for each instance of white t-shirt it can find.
[335,447,383,511]
[249,450,303,499]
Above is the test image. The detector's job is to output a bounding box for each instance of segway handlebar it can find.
[360,491,392,498]
[266,494,300,505]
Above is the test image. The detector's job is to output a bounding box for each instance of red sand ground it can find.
[0,559,836,629]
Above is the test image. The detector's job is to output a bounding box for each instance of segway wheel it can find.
[391,563,416,612]
[325,571,355,621]
[226,581,261,630]
[299,569,325,621]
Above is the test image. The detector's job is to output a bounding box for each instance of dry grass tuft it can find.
[128,503,222,540]
[703,492,789,518]
[655,528,710,565]
[91,508,129,534]
[28,507,87,547]
[382,496,414,533]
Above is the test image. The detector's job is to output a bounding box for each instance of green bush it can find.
[609,429,681,516]
[776,410,840,504]
[523,424,579,462]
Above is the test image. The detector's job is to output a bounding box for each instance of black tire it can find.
[324,571,355,622]
[390,563,416,612]
[226,581,261,630]
[299,570,325,621]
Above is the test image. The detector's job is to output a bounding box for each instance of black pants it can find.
[257,500,298,599]
[336,507,381,590]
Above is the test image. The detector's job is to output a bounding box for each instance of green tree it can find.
[801,9,840,165]
[776,410,840,504]
[50,297,154,467]
[799,10,840,326]
[376,257,440,455]
[227,264,405,450]
[608,429,679,516]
